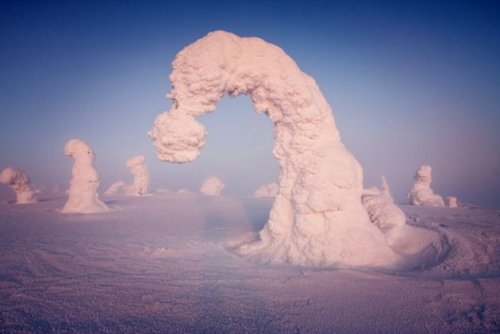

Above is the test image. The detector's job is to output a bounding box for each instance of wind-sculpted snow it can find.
[200,176,224,196]
[149,31,399,267]
[408,165,445,207]
[254,182,278,198]
[61,139,108,214]
[126,155,151,196]
[0,167,37,204]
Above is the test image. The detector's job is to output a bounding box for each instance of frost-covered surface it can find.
[408,165,445,207]
[0,194,499,333]
[61,139,108,214]
[125,155,151,196]
[149,31,399,267]
[199,176,224,196]
[104,181,126,195]
[0,167,38,204]
[254,182,278,198]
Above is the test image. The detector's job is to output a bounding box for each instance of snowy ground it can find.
[0,193,499,333]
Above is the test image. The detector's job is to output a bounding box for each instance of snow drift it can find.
[199,176,224,196]
[61,139,108,214]
[149,31,400,267]
[408,165,445,207]
[0,167,38,204]
[125,155,151,196]
[254,182,278,198]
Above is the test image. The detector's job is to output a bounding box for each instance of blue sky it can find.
[1,0,499,208]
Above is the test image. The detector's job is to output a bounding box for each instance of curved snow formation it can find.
[0,167,38,204]
[199,176,225,196]
[408,165,445,207]
[254,182,278,198]
[62,139,108,214]
[149,31,399,267]
[362,176,406,246]
[126,155,151,196]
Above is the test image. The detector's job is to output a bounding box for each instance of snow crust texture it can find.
[150,31,399,267]
[254,182,278,198]
[199,176,224,196]
[0,167,38,204]
[126,155,151,196]
[408,165,445,207]
[0,195,498,333]
[61,139,108,214]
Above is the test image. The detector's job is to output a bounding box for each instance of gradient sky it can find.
[1,0,499,208]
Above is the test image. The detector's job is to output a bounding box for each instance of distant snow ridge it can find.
[407,165,445,207]
[200,176,224,196]
[125,155,151,196]
[254,182,278,198]
[61,139,108,214]
[150,31,400,267]
[0,167,38,204]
